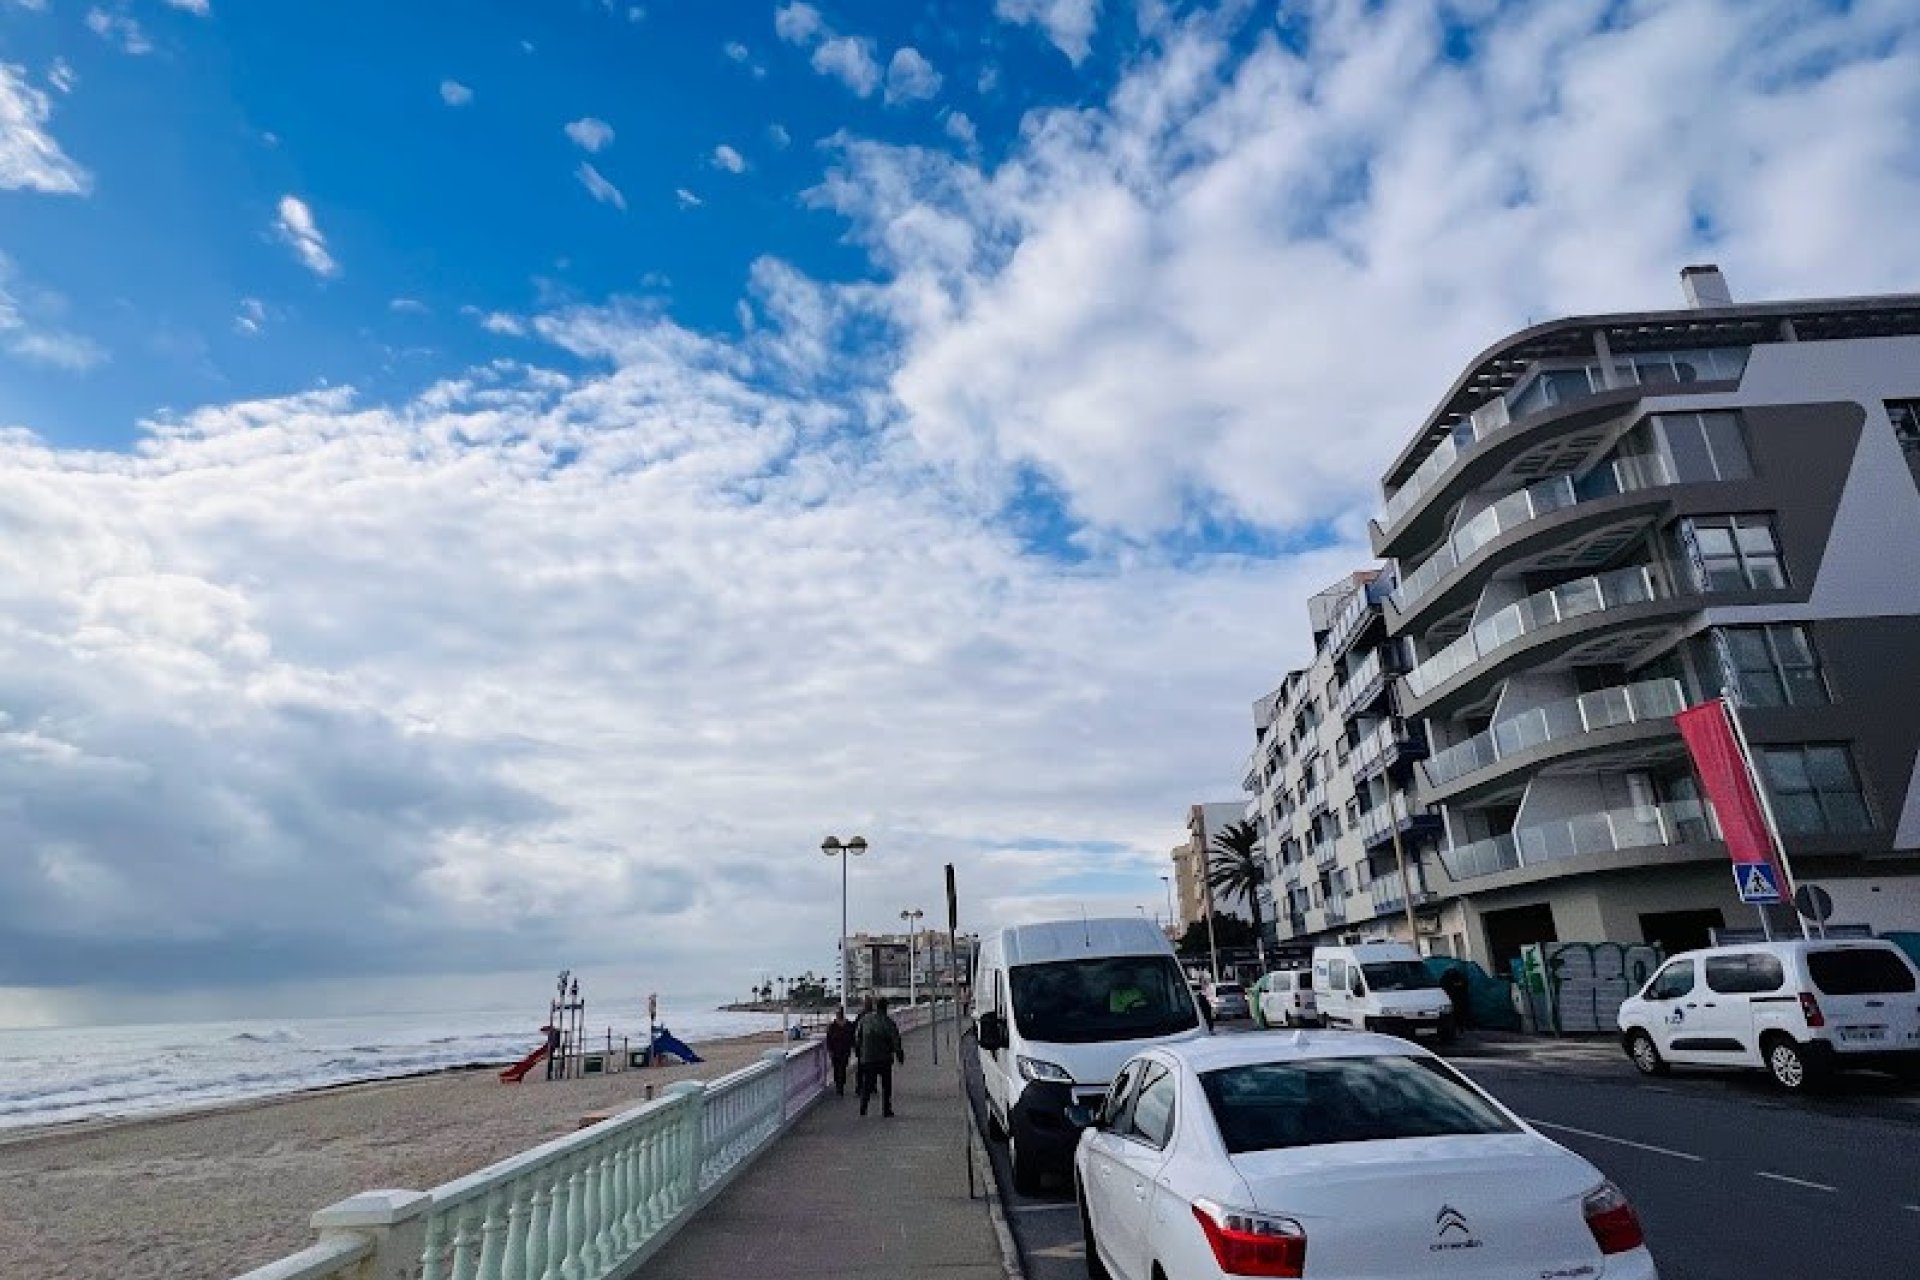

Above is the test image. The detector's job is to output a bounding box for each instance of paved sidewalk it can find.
[637,1021,1005,1279]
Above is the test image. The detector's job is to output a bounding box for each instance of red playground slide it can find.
[498,1044,550,1083]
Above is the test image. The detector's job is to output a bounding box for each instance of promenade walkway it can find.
[637,1019,1005,1279]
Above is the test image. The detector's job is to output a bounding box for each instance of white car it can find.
[1616,938,1920,1091]
[1072,1032,1657,1280]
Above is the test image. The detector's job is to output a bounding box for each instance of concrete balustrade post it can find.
[309,1189,433,1280]
[665,1081,706,1207]
[761,1049,790,1123]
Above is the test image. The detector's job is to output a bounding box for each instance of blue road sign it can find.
[1734,861,1783,904]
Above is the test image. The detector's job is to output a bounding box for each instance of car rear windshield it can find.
[1199,1056,1518,1154]
[1806,948,1918,996]
[1215,984,1244,996]
[1361,960,1438,991]
[1009,954,1200,1044]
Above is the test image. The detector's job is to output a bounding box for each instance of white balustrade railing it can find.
[231,1005,952,1280]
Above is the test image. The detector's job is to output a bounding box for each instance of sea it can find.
[0,1000,791,1133]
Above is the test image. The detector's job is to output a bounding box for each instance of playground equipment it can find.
[498,979,704,1083]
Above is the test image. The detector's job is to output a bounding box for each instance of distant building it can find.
[1170,802,1251,931]
[846,930,976,1001]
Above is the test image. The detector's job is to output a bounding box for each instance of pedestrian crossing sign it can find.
[1734,861,1783,904]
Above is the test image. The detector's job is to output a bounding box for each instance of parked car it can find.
[1203,979,1250,1021]
[1256,968,1319,1028]
[973,917,1208,1194]
[1071,1032,1657,1280]
[1616,938,1920,1091]
[1312,942,1455,1041]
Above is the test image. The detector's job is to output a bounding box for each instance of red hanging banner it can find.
[1674,698,1789,894]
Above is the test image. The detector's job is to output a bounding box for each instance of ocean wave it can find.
[228,1028,303,1044]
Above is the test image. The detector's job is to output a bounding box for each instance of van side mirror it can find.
[977,1011,1007,1052]
[1350,974,1365,997]
[1064,1104,1099,1130]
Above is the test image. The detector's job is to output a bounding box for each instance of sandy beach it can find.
[0,1031,788,1280]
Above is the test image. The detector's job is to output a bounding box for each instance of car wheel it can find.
[1626,1030,1669,1077]
[1009,1129,1045,1195]
[1764,1034,1819,1092]
[1078,1182,1111,1280]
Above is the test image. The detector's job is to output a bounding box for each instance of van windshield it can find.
[1361,961,1438,992]
[1009,955,1200,1044]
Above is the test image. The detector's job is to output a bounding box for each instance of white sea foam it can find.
[0,1002,786,1130]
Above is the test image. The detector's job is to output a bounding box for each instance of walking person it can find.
[855,996,905,1118]
[851,995,875,1102]
[824,1006,856,1096]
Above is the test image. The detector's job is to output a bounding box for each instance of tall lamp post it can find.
[899,907,925,1007]
[1159,874,1176,931]
[821,835,869,1014]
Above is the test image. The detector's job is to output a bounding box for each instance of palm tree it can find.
[1207,819,1269,970]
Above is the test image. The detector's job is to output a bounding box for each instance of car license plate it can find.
[1838,1026,1885,1043]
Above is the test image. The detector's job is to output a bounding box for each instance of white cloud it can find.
[994,0,1100,64]
[576,162,626,211]
[439,79,473,107]
[812,36,881,97]
[460,307,527,337]
[674,187,702,209]
[944,111,977,147]
[85,8,151,55]
[884,47,942,105]
[724,41,750,62]
[0,254,106,370]
[233,297,266,336]
[273,195,338,278]
[389,297,430,315]
[164,0,211,14]
[768,123,791,150]
[711,143,746,174]
[9,0,50,12]
[564,117,615,153]
[47,59,77,95]
[773,2,821,44]
[977,64,1000,94]
[0,63,91,194]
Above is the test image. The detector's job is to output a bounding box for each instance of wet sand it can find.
[0,1032,786,1280]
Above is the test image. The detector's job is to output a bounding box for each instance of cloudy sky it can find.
[3,0,1920,1025]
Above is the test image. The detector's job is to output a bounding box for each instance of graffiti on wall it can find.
[1514,941,1663,1034]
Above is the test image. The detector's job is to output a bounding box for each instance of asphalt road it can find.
[964,1021,1920,1280]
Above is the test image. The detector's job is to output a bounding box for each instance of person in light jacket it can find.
[854,996,905,1117]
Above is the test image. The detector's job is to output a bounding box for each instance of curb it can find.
[972,1128,1029,1280]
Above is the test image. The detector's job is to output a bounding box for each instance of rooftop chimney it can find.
[1681,264,1733,309]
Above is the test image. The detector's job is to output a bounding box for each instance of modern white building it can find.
[1247,267,1920,974]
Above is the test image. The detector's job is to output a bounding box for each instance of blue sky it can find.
[5,0,1920,1023]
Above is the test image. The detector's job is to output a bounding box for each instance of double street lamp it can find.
[899,907,925,1006]
[821,835,869,1014]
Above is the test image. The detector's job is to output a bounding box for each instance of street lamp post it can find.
[1159,874,1176,931]
[899,907,925,1007]
[821,835,869,1014]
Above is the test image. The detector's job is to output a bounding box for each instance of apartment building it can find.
[1252,267,1920,973]
[1169,802,1252,931]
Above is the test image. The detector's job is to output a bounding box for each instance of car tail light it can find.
[1582,1182,1645,1256]
[1799,992,1826,1027]
[1191,1199,1305,1278]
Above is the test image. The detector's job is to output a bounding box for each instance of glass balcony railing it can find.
[1402,565,1663,699]
[1335,648,1390,719]
[1421,678,1688,790]
[1357,790,1420,846]
[1436,799,1716,883]
[1390,454,1675,616]
[1369,869,1431,915]
[1377,347,1748,537]
[1351,716,1424,776]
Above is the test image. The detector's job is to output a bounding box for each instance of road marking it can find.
[1008,1203,1077,1214]
[1527,1119,1705,1162]
[1906,1205,1920,1214]
[1756,1171,1837,1193]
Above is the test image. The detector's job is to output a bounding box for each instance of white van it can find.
[1616,939,1920,1091]
[1255,968,1318,1027]
[1312,942,1455,1041]
[973,917,1207,1193]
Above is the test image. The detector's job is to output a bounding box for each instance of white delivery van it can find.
[1256,968,1319,1027]
[973,917,1207,1193]
[1312,941,1455,1041]
[1616,939,1920,1091]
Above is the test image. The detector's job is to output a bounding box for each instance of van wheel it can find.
[1009,1130,1044,1196]
[1078,1182,1111,1279]
[1764,1034,1819,1092]
[1626,1030,1668,1077]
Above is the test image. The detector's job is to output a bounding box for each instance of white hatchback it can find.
[1071,1032,1657,1280]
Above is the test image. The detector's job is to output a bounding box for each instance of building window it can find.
[1888,400,1920,455]
[1759,744,1874,835]
[1681,515,1787,592]
[1346,798,1361,827]
[1655,411,1752,481]
[1719,625,1831,707]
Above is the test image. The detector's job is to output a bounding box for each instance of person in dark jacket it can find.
[824,1007,856,1095]
[855,996,905,1117]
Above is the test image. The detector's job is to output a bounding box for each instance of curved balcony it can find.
[1351,715,1428,783]
[1434,799,1717,885]
[1335,647,1396,722]
[1402,565,1667,702]
[1373,347,1749,557]
[1358,791,1443,852]
[1391,454,1675,618]
[1419,678,1688,798]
